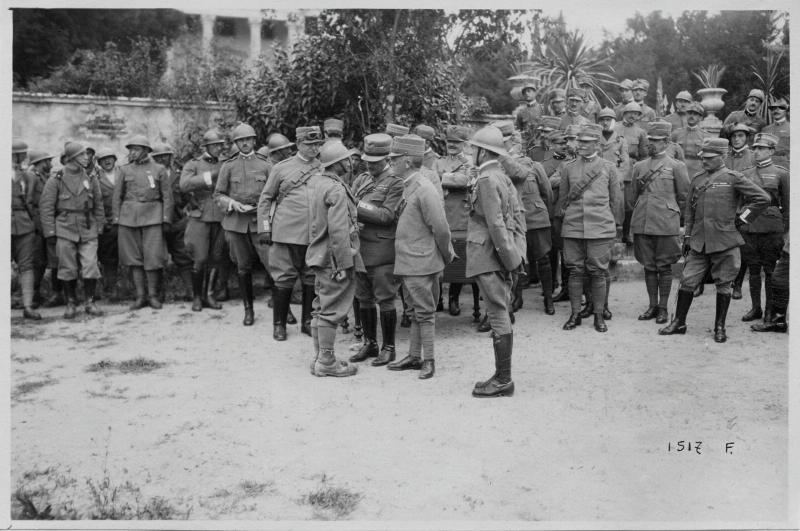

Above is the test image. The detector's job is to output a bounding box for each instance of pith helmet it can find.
[319,141,357,169]
[231,124,257,142]
[267,133,294,152]
[125,135,152,151]
[598,107,616,120]
[468,126,509,157]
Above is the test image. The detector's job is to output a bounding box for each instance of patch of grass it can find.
[239,480,273,498]
[12,354,42,364]
[85,357,166,375]
[300,476,362,520]
[86,360,115,373]
[12,378,56,401]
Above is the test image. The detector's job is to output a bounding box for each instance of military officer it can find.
[413,124,440,170]
[549,89,567,117]
[27,149,57,307]
[630,121,690,324]
[94,148,124,301]
[323,118,344,142]
[385,123,410,138]
[261,133,295,170]
[664,91,693,131]
[721,89,767,140]
[671,102,712,178]
[738,133,789,325]
[613,79,636,119]
[438,125,482,322]
[529,116,561,162]
[257,126,324,338]
[751,238,789,333]
[597,107,630,175]
[725,123,756,172]
[213,124,270,325]
[515,83,543,152]
[615,102,649,244]
[555,124,622,333]
[762,97,790,167]
[347,133,403,367]
[152,142,193,302]
[40,141,105,318]
[632,79,657,125]
[558,88,591,130]
[465,126,523,397]
[306,142,363,378]
[386,135,454,380]
[659,137,770,343]
[180,130,227,312]
[11,140,42,319]
[543,131,571,302]
[113,135,172,311]
[577,76,601,123]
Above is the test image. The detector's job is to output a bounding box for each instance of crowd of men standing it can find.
[11,77,789,396]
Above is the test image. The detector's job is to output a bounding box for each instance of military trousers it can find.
[11,232,37,272]
[268,242,315,288]
[679,247,740,295]
[356,264,399,311]
[98,225,119,268]
[312,266,355,329]
[474,270,513,335]
[184,219,225,270]
[401,273,440,327]
[563,237,614,278]
[224,230,267,275]
[164,219,192,271]
[526,227,552,262]
[118,224,167,271]
[741,232,784,271]
[56,237,101,281]
[633,234,681,270]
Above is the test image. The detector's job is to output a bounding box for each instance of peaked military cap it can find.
[633,79,650,91]
[567,87,586,100]
[752,133,779,149]
[413,124,436,141]
[730,123,754,135]
[323,118,344,134]
[389,134,426,157]
[622,102,642,114]
[577,123,602,141]
[747,89,765,102]
[445,125,469,142]
[698,137,729,157]
[540,116,562,131]
[768,96,789,109]
[385,123,410,137]
[296,126,324,144]
[490,120,515,137]
[597,107,616,120]
[548,131,567,143]
[646,121,672,139]
[686,102,706,115]
[550,88,566,102]
[361,133,393,162]
[675,90,693,102]
[564,124,581,138]
[619,79,635,90]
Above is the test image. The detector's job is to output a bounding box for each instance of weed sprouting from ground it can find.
[86,357,166,374]
[12,378,56,400]
[300,475,362,520]
[239,480,273,498]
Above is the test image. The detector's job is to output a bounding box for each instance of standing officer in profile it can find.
[11,140,42,319]
[348,133,403,367]
[213,124,270,326]
[113,135,172,311]
[659,137,770,343]
[466,126,524,398]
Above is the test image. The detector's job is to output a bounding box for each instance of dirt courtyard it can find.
[8,279,790,523]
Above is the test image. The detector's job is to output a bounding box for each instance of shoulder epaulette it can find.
[691,170,706,180]
[255,152,269,161]
[773,164,788,172]
[565,158,577,165]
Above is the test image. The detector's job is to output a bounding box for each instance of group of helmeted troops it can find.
[10,79,789,396]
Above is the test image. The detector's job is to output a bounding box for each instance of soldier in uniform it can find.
[11,140,42,319]
[613,79,636,119]
[725,123,756,172]
[549,89,566,117]
[213,124,271,326]
[438,125,481,322]
[465,126,523,397]
[323,118,344,143]
[40,141,105,318]
[664,91,693,131]
[738,133,789,325]
[257,126,324,339]
[387,135,454,379]
[94,148,125,301]
[659,137,770,343]
[306,142,363,378]
[260,133,295,168]
[671,102,712,178]
[558,88,591,131]
[543,131,571,301]
[27,149,57,307]
[578,76,601,123]
[413,124,440,170]
[152,142,193,302]
[721,89,767,140]
[615,102,649,245]
[113,135,172,311]
[180,130,227,312]
[630,122,690,324]
[762,97,790,167]
[529,116,561,162]
[632,79,657,125]
[514,83,543,155]
[347,133,403,366]
[751,238,789,333]
[597,107,630,174]
[555,124,622,333]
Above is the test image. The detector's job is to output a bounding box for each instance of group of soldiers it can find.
[10,78,790,396]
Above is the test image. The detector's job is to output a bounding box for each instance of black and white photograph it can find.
[3,1,796,527]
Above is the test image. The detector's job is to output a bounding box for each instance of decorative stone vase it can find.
[697,87,727,134]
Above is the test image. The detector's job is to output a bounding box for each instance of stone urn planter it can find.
[697,87,727,134]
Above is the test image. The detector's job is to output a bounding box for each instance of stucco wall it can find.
[12,92,237,166]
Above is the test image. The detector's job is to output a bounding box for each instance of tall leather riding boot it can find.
[553,252,570,302]
[179,268,194,302]
[205,267,222,309]
[448,283,462,316]
[472,333,514,398]
[741,272,762,321]
[271,286,292,338]
[44,268,65,307]
[350,306,379,362]
[762,270,774,323]
[549,249,560,292]
[33,265,45,307]
[732,262,746,299]
[639,269,659,320]
[659,289,693,335]
[537,256,555,315]
[602,272,613,320]
[471,283,481,323]
[300,284,315,336]
[714,292,732,343]
[191,269,205,311]
[591,274,608,332]
[373,309,397,366]
[146,270,163,309]
[63,280,78,319]
[215,260,231,301]
[399,289,411,328]
[83,279,104,316]
[436,279,444,312]
[563,274,584,330]
[20,270,42,320]
[656,266,673,324]
[238,272,254,326]
[129,267,148,310]
[511,274,524,312]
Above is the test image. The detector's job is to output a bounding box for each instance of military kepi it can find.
[752,133,779,149]
[698,137,729,157]
[389,134,425,157]
[361,133,393,162]
[646,121,672,139]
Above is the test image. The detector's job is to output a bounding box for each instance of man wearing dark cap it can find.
[262,133,295,171]
[515,83,543,151]
[722,89,767,140]
[348,133,403,367]
[671,102,712,178]
[630,121,690,324]
[549,89,566,117]
[762,97,790,167]
[257,126,324,338]
[388,135,454,380]
[413,124,440,170]
[555,123,622,333]
[614,79,635,120]
[558,88,591,130]
[738,133,789,326]
[665,91,693,131]
[530,116,561,162]
[659,137,770,343]
[632,79,656,125]
[614,102,649,245]
[577,77,601,123]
